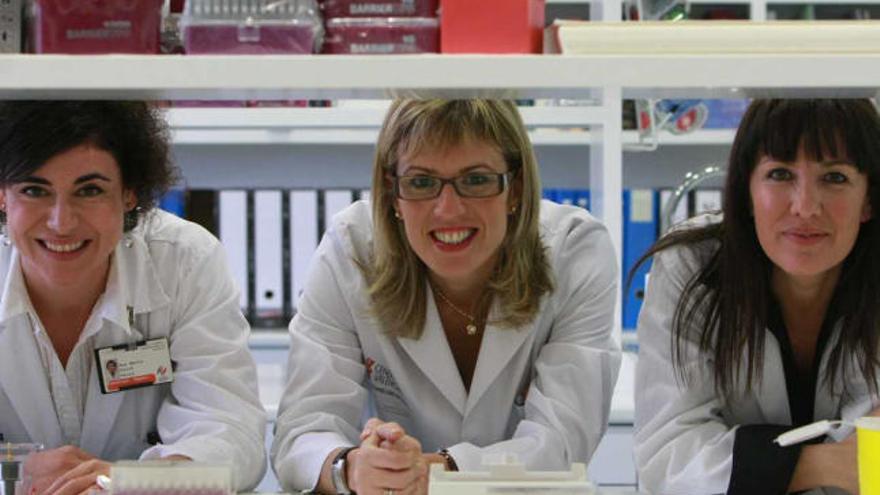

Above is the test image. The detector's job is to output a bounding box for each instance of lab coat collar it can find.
[397,287,533,418]
[398,288,467,415]
[754,330,793,425]
[111,227,172,330]
[0,251,33,324]
[754,321,845,425]
[465,302,532,417]
[0,229,171,333]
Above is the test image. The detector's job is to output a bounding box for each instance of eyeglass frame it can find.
[390,170,517,201]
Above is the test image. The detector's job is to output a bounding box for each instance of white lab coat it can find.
[0,210,267,491]
[271,200,621,491]
[634,215,879,495]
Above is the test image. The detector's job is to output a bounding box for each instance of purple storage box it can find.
[183,18,321,54]
[318,0,438,17]
[322,17,438,54]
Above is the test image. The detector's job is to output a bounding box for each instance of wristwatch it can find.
[331,446,357,494]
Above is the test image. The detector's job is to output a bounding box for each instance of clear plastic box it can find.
[29,0,164,54]
[181,0,322,54]
[318,0,438,18]
[322,17,438,54]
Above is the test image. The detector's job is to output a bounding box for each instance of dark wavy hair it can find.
[0,101,178,231]
[635,99,880,401]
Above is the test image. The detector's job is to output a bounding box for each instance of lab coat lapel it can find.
[80,247,149,456]
[755,330,792,425]
[465,304,531,417]
[0,316,63,446]
[0,253,63,445]
[79,320,145,456]
[814,325,843,421]
[397,289,467,415]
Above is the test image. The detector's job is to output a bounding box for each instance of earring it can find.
[0,210,10,247]
[394,210,402,219]
[509,205,518,215]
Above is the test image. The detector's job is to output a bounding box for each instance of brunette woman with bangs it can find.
[272,100,621,495]
[634,99,880,495]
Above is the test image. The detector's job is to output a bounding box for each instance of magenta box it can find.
[30,0,163,54]
[183,20,320,54]
[318,0,438,17]
[322,17,438,54]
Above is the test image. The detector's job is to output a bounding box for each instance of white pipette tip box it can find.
[110,460,233,495]
[428,454,595,495]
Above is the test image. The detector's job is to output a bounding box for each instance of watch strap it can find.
[331,446,357,495]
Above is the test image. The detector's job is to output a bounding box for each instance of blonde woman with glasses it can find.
[271,100,621,495]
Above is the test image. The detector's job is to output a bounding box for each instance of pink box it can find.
[183,19,321,54]
[30,0,164,54]
[322,17,438,54]
[318,0,438,17]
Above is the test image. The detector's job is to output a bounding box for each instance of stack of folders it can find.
[159,187,369,329]
[542,187,723,335]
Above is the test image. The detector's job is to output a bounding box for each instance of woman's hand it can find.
[347,418,428,495]
[23,446,106,495]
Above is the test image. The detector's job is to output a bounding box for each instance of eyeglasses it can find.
[393,172,512,200]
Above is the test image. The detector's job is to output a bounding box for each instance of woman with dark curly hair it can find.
[0,101,266,493]
[634,99,880,494]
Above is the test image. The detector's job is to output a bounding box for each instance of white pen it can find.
[773,420,845,447]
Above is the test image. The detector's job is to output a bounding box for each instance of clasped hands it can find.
[346,418,449,495]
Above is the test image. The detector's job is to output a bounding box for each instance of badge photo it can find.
[95,338,174,394]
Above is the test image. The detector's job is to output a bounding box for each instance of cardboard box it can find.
[440,0,544,53]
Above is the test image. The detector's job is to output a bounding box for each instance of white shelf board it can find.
[166,105,737,145]
[166,105,610,145]
[3,54,880,100]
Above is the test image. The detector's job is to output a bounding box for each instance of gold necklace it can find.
[432,285,479,336]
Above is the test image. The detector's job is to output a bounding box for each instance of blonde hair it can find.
[361,100,553,339]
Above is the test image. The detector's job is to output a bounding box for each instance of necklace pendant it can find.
[466,323,477,336]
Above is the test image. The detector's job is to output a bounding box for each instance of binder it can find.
[159,189,186,218]
[574,189,591,211]
[254,190,285,327]
[186,189,218,235]
[694,189,723,216]
[289,190,319,312]
[322,189,355,235]
[218,190,249,314]
[622,189,657,331]
[554,189,577,206]
[659,188,689,233]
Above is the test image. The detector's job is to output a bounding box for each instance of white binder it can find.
[254,190,284,325]
[218,190,249,313]
[323,189,354,234]
[289,190,318,312]
[694,189,723,216]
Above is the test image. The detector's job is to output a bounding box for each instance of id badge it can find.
[95,338,174,394]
